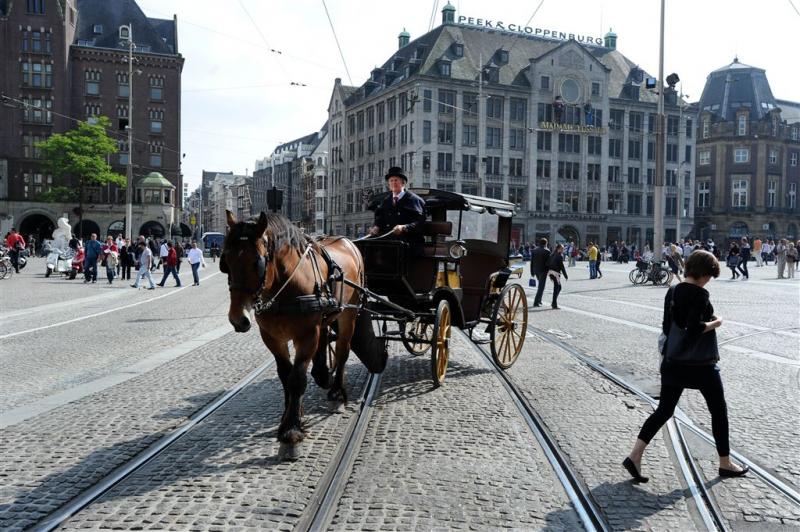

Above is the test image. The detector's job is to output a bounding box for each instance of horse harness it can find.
[227,236,346,316]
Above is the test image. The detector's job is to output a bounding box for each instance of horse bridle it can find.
[220,236,269,296]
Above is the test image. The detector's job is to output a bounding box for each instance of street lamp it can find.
[653,0,666,256]
[119,24,135,241]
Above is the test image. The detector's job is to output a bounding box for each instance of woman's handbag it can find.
[664,288,719,365]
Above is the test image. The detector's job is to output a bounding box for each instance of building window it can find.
[536,159,551,178]
[792,127,799,141]
[627,194,642,215]
[627,167,640,184]
[378,132,384,151]
[117,72,129,97]
[667,115,679,136]
[540,76,550,90]
[23,97,53,123]
[608,138,621,158]
[388,129,396,147]
[22,62,52,88]
[791,152,798,167]
[149,142,163,167]
[462,124,477,146]
[608,165,621,182]
[559,133,580,153]
[509,98,526,122]
[388,97,397,120]
[767,179,777,208]
[587,163,600,181]
[438,122,454,144]
[485,156,501,175]
[666,143,678,163]
[486,127,502,148]
[537,103,553,122]
[462,154,477,174]
[26,0,45,13]
[367,106,374,127]
[149,76,164,100]
[377,102,385,124]
[702,119,710,139]
[698,150,711,165]
[149,109,164,133]
[769,148,778,165]
[536,188,550,211]
[486,96,503,119]
[438,62,451,77]
[587,136,601,155]
[558,161,580,179]
[609,109,624,130]
[423,90,432,112]
[438,89,455,114]
[697,181,710,208]
[790,183,797,209]
[732,178,748,207]
[537,132,551,151]
[685,119,693,138]
[85,69,101,95]
[463,92,478,117]
[509,186,527,210]
[509,158,523,177]
[628,140,641,160]
[510,129,525,150]
[607,193,623,214]
[485,185,503,200]
[734,148,749,163]
[557,190,579,212]
[591,82,601,97]
[423,121,431,143]
[628,112,643,133]
[737,114,747,136]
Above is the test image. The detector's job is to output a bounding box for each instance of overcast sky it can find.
[134,0,800,191]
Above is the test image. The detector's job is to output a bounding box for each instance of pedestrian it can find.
[753,237,763,267]
[726,241,740,280]
[587,241,598,279]
[211,241,219,262]
[83,233,102,283]
[28,234,37,258]
[187,241,206,285]
[174,240,184,273]
[130,242,156,290]
[775,239,788,279]
[530,238,551,307]
[158,241,182,287]
[596,246,603,278]
[119,238,134,280]
[547,243,568,309]
[787,243,798,279]
[623,250,747,483]
[737,237,750,280]
[668,244,684,283]
[101,235,118,284]
[158,239,169,270]
[4,228,26,273]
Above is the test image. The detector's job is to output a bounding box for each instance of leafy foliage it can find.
[37,116,126,188]
[37,186,78,203]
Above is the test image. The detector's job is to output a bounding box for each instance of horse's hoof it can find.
[311,367,332,389]
[278,442,303,461]
[333,402,346,414]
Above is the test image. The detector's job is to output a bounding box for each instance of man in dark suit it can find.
[369,166,426,244]
[530,238,551,307]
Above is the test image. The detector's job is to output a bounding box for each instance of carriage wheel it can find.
[628,269,638,284]
[430,300,451,387]
[633,270,647,284]
[490,284,528,369]
[402,318,433,356]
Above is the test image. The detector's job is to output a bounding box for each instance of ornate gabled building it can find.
[326,3,695,247]
[694,58,800,243]
[0,0,184,241]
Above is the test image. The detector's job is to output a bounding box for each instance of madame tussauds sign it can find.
[457,15,604,45]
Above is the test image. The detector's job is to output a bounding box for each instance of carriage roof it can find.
[367,189,517,217]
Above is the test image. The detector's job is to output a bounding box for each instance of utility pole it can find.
[121,24,135,241]
[676,85,689,243]
[477,52,485,197]
[653,0,666,255]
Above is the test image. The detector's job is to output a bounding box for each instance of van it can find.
[201,232,224,254]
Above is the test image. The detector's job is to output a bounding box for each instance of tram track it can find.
[455,328,610,532]
[32,357,276,532]
[527,324,800,517]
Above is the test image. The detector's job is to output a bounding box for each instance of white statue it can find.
[52,217,71,252]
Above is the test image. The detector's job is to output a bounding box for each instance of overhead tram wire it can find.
[321,0,354,85]
[427,0,440,32]
[237,0,293,81]
[789,0,800,17]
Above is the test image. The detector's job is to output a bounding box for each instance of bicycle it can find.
[0,250,13,279]
[630,260,672,286]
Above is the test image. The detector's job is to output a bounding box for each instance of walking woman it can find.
[547,243,568,309]
[623,250,747,482]
[726,241,740,279]
[737,237,750,279]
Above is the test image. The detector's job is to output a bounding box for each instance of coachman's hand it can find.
[392,225,405,235]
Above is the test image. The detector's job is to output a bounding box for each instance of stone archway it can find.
[107,220,125,238]
[19,213,55,243]
[139,220,165,239]
[73,219,101,239]
[557,225,580,246]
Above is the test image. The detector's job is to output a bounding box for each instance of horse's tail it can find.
[350,310,387,374]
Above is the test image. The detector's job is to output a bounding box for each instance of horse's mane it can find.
[226,212,310,255]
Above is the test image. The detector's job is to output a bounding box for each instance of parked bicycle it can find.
[629,259,672,286]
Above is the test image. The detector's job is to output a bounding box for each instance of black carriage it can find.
[353,189,528,386]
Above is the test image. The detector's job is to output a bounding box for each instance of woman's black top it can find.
[729,244,740,256]
[660,282,720,388]
[546,253,568,280]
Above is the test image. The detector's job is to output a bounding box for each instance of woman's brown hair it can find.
[684,249,720,279]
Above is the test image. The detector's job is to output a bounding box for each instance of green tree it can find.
[37,116,126,234]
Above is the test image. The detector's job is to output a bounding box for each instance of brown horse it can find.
[221,210,386,458]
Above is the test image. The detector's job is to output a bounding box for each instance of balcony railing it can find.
[436,170,455,180]
[508,175,528,185]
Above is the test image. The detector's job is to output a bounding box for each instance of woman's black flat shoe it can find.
[623,457,649,483]
[719,465,749,478]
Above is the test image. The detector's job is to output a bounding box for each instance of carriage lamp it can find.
[449,241,467,259]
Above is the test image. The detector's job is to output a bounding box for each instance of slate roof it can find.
[343,23,659,107]
[776,99,800,124]
[274,132,319,154]
[698,58,778,122]
[74,0,179,55]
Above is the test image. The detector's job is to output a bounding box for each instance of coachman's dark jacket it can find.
[373,191,426,244]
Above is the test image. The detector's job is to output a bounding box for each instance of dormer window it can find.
[452,42,463,57]
[702,118,710,139]
[496,49,509,64]
[737,114,748,136]
[482,66,499,83]
[438,61,451,77]
[93,24,103,35]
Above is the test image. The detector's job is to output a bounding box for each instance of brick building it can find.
[0,0,184,240]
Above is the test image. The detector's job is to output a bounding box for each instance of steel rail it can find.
[34,357,276,532]
[528,324,800,510]
[302,371,383,532]
[456,329,611,532]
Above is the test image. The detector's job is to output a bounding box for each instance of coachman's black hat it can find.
[385,166,408,183]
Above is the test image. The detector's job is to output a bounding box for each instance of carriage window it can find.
[449,209,499,243]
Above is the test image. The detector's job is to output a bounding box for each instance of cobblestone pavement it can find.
[328,333,583,531]
[0,329,268,531]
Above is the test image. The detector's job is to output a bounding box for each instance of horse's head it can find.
[222,210,272,333]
